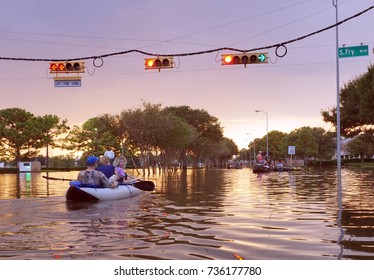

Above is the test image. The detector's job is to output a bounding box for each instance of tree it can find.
[36,114,69,168]
[322,64,374,137]
[283,127,318,161]
[118,102,197,172]
[66,117,103,158]
[164,105,223,142]
[0,108,35,161]
[312,127,335,160]
[92,114,122,154]
[155,113,196,170]
[281,126,335,162]
[347,134,374,159]
[267,130,287,159]
[201,137,238,167]
[0,108,68,162]
[163,105,224,165]
[119,103,166,171]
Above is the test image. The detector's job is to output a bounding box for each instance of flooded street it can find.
[0,167,373,260]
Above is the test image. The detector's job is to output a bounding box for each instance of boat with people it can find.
[252,164,302,174]
[42,175,155,201]
[66,180,143,201]
[252,164,272,173]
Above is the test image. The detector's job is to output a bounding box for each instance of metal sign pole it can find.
[334,0,342,177]
[334,0,344,260]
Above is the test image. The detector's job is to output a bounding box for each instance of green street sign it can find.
[338,45,369,58]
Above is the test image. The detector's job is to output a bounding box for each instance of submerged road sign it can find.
[338,45,369,58]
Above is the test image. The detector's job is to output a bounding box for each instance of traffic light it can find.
[145,57,174,70]
[221,53,268,66]
[49,61,85,74]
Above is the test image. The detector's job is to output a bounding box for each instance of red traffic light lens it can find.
[232,56,240,64]
[155,59,162,67]
[58,63,65,71]
[50,63,65,71]
[50,63,58,71]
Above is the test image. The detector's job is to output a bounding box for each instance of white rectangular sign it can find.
[288,146,296,155]
[54,79,81,87]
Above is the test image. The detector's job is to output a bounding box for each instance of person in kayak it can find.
[77,156,118,188]
[97,155,115,179]
[113,156,139,184]
[256,151,265,164]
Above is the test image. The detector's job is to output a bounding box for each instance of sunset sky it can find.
[1,0,373,149]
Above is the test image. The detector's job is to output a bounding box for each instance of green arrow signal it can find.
[258,54,266,62]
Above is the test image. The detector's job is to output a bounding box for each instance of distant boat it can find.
[252,164,301,173]
[252,164,272,173]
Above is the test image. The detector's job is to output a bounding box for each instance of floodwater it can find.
[0,167,373,260]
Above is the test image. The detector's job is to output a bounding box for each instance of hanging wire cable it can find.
[0,6,372,64]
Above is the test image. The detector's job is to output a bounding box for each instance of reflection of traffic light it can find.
[145,57,174,70]
[49,61,85,73]
[221,53,268,66]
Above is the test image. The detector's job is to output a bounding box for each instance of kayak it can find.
[253,164,272,173]
[66,180,142,201]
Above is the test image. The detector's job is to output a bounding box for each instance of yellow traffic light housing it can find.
[49,61,85,74]
[145,57,174,71]
[221,53,268,67]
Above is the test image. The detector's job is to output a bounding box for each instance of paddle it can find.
[42,176,155,191]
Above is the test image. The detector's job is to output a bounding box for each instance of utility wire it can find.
[0,6,372,64]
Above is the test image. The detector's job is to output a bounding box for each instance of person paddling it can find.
[77,156,118,189]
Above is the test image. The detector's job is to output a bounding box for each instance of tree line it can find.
[66,102,238,171]
[244,127,336,164]
[0,103,238,171]
[0,104,341,170]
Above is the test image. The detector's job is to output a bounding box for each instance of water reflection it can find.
[0,171,78,200]
[0,168,374,259]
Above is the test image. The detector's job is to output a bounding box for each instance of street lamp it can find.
[255,110,268,157]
